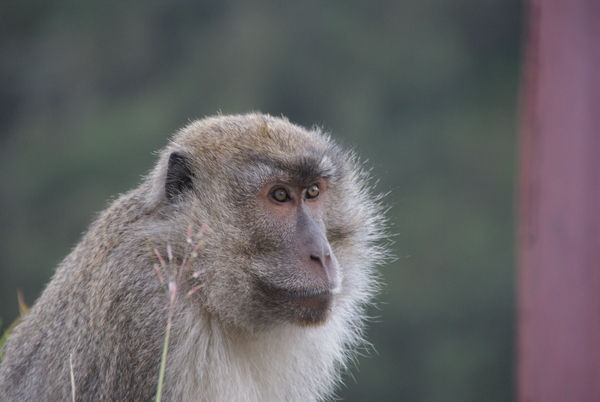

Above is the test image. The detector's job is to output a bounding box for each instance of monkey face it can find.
[250,179,341,326]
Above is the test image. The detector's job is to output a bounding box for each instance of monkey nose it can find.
[308,246,337,277]
[309,243,333,269]
[308,247,341,292]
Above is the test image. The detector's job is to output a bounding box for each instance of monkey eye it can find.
[306,184,320,199]
[271,188,291,202]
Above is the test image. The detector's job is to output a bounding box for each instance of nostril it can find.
[310,252,331,263]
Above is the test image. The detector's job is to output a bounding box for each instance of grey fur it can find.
[0,113,388,402]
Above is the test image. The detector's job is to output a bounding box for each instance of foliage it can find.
[0,292,29,361]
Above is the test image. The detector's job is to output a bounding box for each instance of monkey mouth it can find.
[264,284,335,304]
[278,288,333,300]
[260,285,334,327]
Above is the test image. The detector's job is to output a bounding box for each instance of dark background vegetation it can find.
[0,1,521,401]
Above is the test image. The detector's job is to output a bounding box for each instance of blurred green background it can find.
[0,1,520,400]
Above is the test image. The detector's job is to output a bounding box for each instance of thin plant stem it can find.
[69,353,76,402]
[152,225,208,401]
[155,282,177,402]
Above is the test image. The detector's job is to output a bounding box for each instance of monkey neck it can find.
[165,308,346,402]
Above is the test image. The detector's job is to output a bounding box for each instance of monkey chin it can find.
[284,290,334,326]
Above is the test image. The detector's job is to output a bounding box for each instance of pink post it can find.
[517,0,600,401]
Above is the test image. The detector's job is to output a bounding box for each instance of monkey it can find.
[0,113,388,402]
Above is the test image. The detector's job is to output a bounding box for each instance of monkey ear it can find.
[165,151,194,201]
